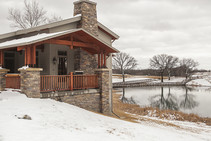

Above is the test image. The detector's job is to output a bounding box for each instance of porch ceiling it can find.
[0,28,119,54]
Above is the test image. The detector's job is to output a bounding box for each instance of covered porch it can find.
[0,28,117,93]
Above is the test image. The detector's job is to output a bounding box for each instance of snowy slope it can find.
[0,89,211,141]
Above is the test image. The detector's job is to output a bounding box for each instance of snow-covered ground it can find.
[163,77,185,82]
[187,79,211,87]
[0,89,211,141]
[112,77,151,83]
[112,75,185,83]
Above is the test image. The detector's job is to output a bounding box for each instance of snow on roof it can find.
[0,29,80,49]
[0,28,119,53]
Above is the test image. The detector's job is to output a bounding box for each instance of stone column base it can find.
[95,69,111,115]
[0,69,10,91]
[18,68,43,98]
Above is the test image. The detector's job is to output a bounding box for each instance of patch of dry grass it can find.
[112,92,211,126]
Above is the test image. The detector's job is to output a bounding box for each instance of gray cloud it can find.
[0,0,211,69]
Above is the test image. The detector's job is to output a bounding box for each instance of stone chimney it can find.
[73,0,98,36]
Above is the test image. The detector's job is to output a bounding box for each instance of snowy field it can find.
[0,89,211,141]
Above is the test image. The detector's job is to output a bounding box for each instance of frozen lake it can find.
[118,86,211,118]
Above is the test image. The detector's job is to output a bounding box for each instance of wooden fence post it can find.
[70,72,73,91]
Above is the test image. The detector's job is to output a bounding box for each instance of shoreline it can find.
[112,93,211,126]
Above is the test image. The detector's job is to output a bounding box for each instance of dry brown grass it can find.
[112,92,211,126]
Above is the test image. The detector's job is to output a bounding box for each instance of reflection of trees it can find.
[179,88,199,110]
[165,88,179,110]
[149,87,179,110]
[121,88,136,104]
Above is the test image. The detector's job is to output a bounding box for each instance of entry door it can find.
[4,52,15,73]
[58,51,67,75]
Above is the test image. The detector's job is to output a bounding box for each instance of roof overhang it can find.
[98,22,119,40]
[0,28,119,54]
[0,16,81,40]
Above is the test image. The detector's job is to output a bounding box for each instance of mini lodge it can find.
[0,0,119,114]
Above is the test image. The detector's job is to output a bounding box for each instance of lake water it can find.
[119,86,211,118]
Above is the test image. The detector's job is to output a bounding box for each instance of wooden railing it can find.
[40,73,98,92]
[5,74,20,89]
[73,75,99,89]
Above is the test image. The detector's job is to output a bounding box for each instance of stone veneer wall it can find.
[18,68,43,98]
[74,48,98,74]
[0,69,9,91]
[53,93,101,113]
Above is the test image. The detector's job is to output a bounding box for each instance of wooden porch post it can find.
[101,51,103,68]
[70,35,73,50]
[0,50,4,67]
[104,52,106,68]
[70,72,73,91]
[24,47,27,66]
[25,47,31,66]
[24,45,36,67]
[98,53,100,68]
[31,45,36,67]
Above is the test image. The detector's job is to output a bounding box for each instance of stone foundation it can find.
[0,69,10,91]
[59,93,101,112]
[18,68,43,98]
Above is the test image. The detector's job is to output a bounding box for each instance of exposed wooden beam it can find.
[17,46,25,51]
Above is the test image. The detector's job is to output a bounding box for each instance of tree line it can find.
[113,52,199,82]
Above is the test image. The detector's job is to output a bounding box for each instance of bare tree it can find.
[8,0,62,29]
[180,58,199,79]
[47,15,62,23]
[113,52,138,82]
[166,55,179,80]
[150,54,168,82]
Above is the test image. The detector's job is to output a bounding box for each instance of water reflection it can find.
[149,87,179,110]
[121,88,136,104]
[179,88,199,110]
[120,86,209,117]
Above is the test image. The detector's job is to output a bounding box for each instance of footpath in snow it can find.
[0,89,211,141]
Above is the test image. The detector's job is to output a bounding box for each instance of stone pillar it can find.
[0,69,10,91]
[95,69,111,115]
[73,0,98,74]
[18,68,43,98]
[74,0,98,36]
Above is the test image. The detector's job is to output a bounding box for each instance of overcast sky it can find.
[0,0,211,69]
